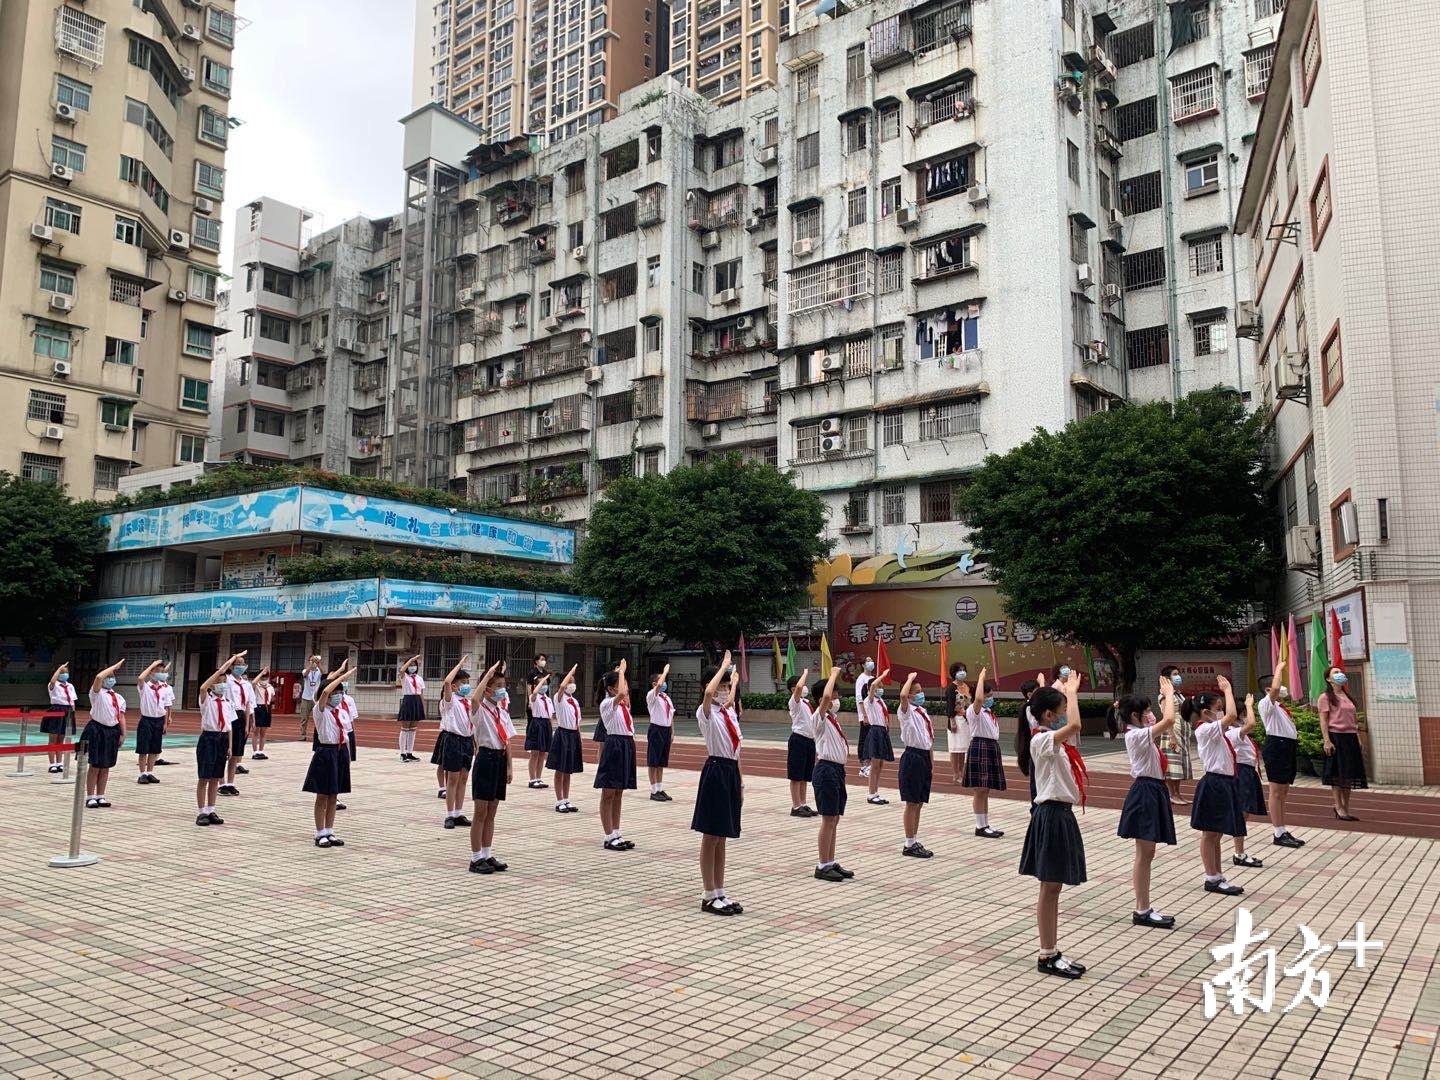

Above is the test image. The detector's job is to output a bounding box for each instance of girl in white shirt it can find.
[1227,694,1265,870]
[195,654,244,827]
[862,671,893,805]
[545,665,584,812]
[897,673,935,859]
[1257,668,1304,848]
[394,653,425,763]
[646,665,675,802]
[83,659,127,809]
[595,658,637,851]
[304,667,355,848]
[694,652,744,915]
[1185,676,1246,897]
[964,668,1007,838]
[468,662,513,875]
[251,667,274,760]
[44,662,78,773]
[1115,682,1179,929]
[437,654,477,830]
[525,671,555,790]
[809,667,854,882]
[1017,670,1090,979]
[134,660,169,785]
[785,670,818,817]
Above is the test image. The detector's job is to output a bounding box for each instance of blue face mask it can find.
[913,692,926,705]
[457,684,472,698]
[1332,674,1348,686]
[406,665,418,674]
[984,696,996,710]
[1170,673,1183,687]
[103,677,117,689]
[954,670,967,682]
[659,681,668,693]
[58,673,70,683]
[496,688,509,703]
[233,665,247,676]
[328,693,343,708]
[155,673,169,683]
[1059,666,1071,679]
[874,687,884,699]
[864,661,875,672]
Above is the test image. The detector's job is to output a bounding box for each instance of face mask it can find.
[798,684,809,699]
[406,666,418,674]
[148,675,162,684]
[234,665,247,676]
[58,673,70,683]
[1279,685,1290,697]
[864,661,875,673]
[1059,666,1071,679]
[156,673,169,683]
[1170,674,1183,687]
[210,687,224,698]
[984,696,995,710]
[659,681,669,694]
[457,684,472,698]
[496,688,510,703]
[1332,675,1347,686]
[328,693,343,708]
[913,692,926,705]
[536,659,547,669]
[954,670,967,683]
[103,677,117,689]
[874,687,884,700]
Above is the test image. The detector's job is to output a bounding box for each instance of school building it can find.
[68,481,649,715]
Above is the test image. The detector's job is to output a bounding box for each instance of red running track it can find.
[154,712,1440,840]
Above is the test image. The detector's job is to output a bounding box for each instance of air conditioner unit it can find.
[701,231,720,249]
[819,416,843,435]
[1337,500,1359,547]
[1277,351,1307,395]
[195,196,215,215]
[1235,301,1263,339]
[745,212,764,232]
[896,203,920,228]
[182,22,202,41]
[791,238,814,258]
[169,229,191,250]
[571,245,588,261]
[735,315,754,331]
[715,288,739,305]
[374,290,389,304]
[54,102,77,123]
[1107,208,1124,231]
[382,626,413,650]
[1088,340,1110,362]
[43,424,65,441]
[585,366,603,385]
[1101,282,1122,304]
[821,435,845,454]
[1076,262,1095,288]
[457,286,473,304]
[1285,523,1320,569]
[336,337,354,352]
[52,360,72,378]
[180,66,196,83]
[30,224,54,244]
[168,288,188,303]
[966,183,989,206]
[820,354,844,374]
[701,421,721,439]
[49,293,73,312]
[759,144,778,165]
[51,163,73,182]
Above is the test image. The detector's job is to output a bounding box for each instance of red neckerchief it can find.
[564,693,580,726]
[63,682,75,704]
[1056,733,1089,808]
[105,689,122,720]
[826,711,847,744]
[454,697,474,735]
[658,691,673,721]
[616,699,634,734]
[481,700,508,746]
[1211,720,1238,773]
[207,695,227,731]
[914,705,933,742]
[718,706,740,753]
[1141,723,1169,774]
[325,707,345,745]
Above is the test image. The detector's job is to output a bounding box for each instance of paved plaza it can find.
[1,739,1437,1080]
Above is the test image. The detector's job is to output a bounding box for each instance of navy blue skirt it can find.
[591,718,606,742]
[812,759,847,818]
[647,724,673,768]
[1236,763,1267,815]
[1019,801,1087,885]
[864,726,896,762]
[898,746,933,804]
[195,730,228,780]
[347,729,357,763]
[546,727,584,774]
[525,716,553,752]
[436,731,475,774]
[690,755,742,838]
[786,732,816,781]
[1190,772,1247,836]
[963,736,1007,790]
[136,716,165,756]
[397,694,425,723]
[471,746,508,802]
[82,721,121,769]
[303,744,352,796]
[594,734,637,790]
[41,706,74,736]
[1261,735,1297,785]
[1117,775,1177,844]
[1322,731,1368,790]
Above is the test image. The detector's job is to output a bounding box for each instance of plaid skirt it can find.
[1159,721,1193,781]
[962,736,1007,791]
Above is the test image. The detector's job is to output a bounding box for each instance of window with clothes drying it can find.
[915,309,980,360]
[917,150,975,205]
[914,234,976,282]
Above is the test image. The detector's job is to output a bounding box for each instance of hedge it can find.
[280,552,576,595]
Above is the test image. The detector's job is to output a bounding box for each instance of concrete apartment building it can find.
[0,0,236,497]
[411,0,665,144]
[1237,0,1440,784]
[666,1,830,106]
[1105,0,1286,405]
[217,198,403,476]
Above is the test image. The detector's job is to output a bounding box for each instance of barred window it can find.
[843,338,872,379]
[920,478,969,523]
[882,484,906,525]
[879,325,904,369]
[21,453,63,484]
[843,115,868,155]
[1188,235,1225,276]
[45,198,81,233]
[1192,312,1228,355]
[1124,248,1166,291]
[881,412,904,447]
[1110,22,1155,68]
[847,188,867,228]
[793,205,820,241]
[1245,44,1275,98]
[795,422,822,462]
[1119,171,1162,215]
[796,133,819,171]
[845,415,869,452]
[795,63,819,101]
[879,250,902,294]
[919,400,980,440]
[1113,97,1157,142]
[356,650,401,685]
[1255,0,1285,16]
[27,390,67,423]
[788,251,875,315]
[94,457,129,491]
[1126,325,1170,369]
[56,6,106,64]
[1170,66,1217,122]
[423,637,462,681]
[880,177,902,218]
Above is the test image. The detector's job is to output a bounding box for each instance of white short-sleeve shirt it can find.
[966,703,1000,741]
[311,703,347,746]
[554,691,581,730]
[401,672,425,696]
[1194,720,1235,776]
[898,702,934,751]
[599,695,635,737]
[49,681,77,708]
[812,708,849,764]
[696,701,742,760]
[787,695,814,737]
[139,681,169,718]
[647,688,675,728]
[439,695,474,737]
[474,699,511,750]
[866,695,891,730]
[1030,730,1081,805]
[1124,725,1163,780]
[89,687,125,726]
[1258,696,1296,740]
[199,693,228,732]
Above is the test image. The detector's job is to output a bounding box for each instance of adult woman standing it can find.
[1157,666,1192,806]
[1318,668,1366,820]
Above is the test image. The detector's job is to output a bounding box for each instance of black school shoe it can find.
[195,813,211,826]
[603,838,634,851]
[814,865,846,882]
[650,791,673,802]
[327,836,345,847]
[1232,853,1263,868]
[315,836,333,848]
[701,898,736,915]
[443,818,457,829]
[1038,954,1086,979]
[790,805,817,817]
[235,764,249,775]
[1132,909,1176,929]
[452,814,470,826]
[975,826,1004,839]
[1273,832,1304,848]
[155,758,175,766]
[561,804,580,813]
[468,857,494,874]
[902,843,934,859]
[437,788,447,798]
[336,803,347,811]
[218,785,239,796]
[252,752,268,761]
[486,856,508,872]
[1204,878,1244,896]
[833,863,855,879]
[206,812,224,825]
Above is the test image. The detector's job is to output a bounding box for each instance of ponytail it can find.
[1021,687,1066,776]
[1016,716,1033,777]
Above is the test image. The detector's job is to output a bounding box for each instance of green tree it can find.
[574,456,832,660]
[0,474,107,649]
[958,391,1278,692]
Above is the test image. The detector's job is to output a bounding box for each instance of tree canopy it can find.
[0,474,107,650]
[574,456,831,657]
[958,391,1277,691]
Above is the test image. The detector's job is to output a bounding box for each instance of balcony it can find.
[527,345,590,379]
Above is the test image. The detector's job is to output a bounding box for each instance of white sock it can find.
[321,828,333,837]
[608,829,620,841]
[479,846,492,859]
[557,800,566,809]
[316,829,325,839]
[976,813,988,828]
[905,836,917,847]
[1205,873,1222,883]
[470,851,485,863]
[1274,826,1286,838]
[817,862,827,870]
[703,889,715,900]
[651,783,660,793]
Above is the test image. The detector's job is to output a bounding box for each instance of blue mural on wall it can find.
[379,580,605,623]
[101,486,576,564]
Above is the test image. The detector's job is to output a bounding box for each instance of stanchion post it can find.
[53,742,74,785]
[49,742,98,869]
[6,713,33,779]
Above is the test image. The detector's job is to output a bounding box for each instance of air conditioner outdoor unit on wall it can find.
[382,626,413,650]
[819,416,842,435]
[821,435,844,454]
[820,353,844,373]
[1284,523,1321,569]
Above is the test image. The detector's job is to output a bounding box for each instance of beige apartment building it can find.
[1237,0,1440,784]
[412,0,663,144]
[0,0,235,498]
[667,0,831,105]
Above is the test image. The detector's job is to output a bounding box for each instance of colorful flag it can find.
[937,634,949,685]
[819,633,833,678]
[1287,613,1302,697]
[875,637,891,683]
[986,624,1002,679]
[1246,631,1259,700]
[738,635,749,684]
[1308,611,1328,702]
[1270,624,1280,674]
[1328,607,1344,671]
[771,636,782,683]
[785,634,797,680]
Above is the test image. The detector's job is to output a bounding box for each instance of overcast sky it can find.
[221,0,416,272]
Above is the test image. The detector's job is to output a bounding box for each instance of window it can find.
[423,637,463,681]
[356,650,401,686]
[1114,97,1157,142]
[55,75,92,112]
[1256,0,1285,16]
[843,338,872,379]
[1067,140,1080,183]
[919,401,981,440]
[1303,444,1320,525]
[1302,12,1322,100]
[1192,312,1227,355]
[843,415,869,453]
[39,262,77,296]
[235,405,247,433]
[919,149,974,204]
[1310,160,1333,247]
[1124,248,1166,291]
[1245,44,1275,98]
[202,57,232,96]
[33,324,72,361]
[253,408,286,436]
[843,114,868,154]
[109,277,143,306]
[127,38,180,106]
[880,177,902,218]
[193,216,222,251]
[184,324,216,359]
[913,1,972,53]
[691,262,705,294]
[179,376,210,412]
[882,484,906,526]
[1189,235,1225,276]
[795,63,819,101]
[1184,154,1219,196]
[915,233,975,279]
[206,6,236,44]
[844,492,870,530]
[640,449,661,476]
[846,44,866,85]
[882,412,904,447]
[259,314,292,342]
[713,260,740,293]
[919,479,968,523]
[44,198,82,233]
[879,325,904,369]
[100,399,132,428]
[51,135,86,172]
[1170,66,1217,122]
[27,390,67,423]
[94,457,128,491]
[1321,322,1343,402]
[1125,325,1169,370]
[1069,219,1089,265]
[788,251,876,315]
[796,133,819,171]
[198,106,229,148]
[1330,493,1355,560]
[195,161,225,198]
[1111,22,1156,68]
[114,215,141,246]
[847,188,867,228]
[56,6,106,64]
[177,433,205,464]
[793,205,820,242]
[256,362,287,389]
[644,320,662,355]
[21,453,63,484]
[188,267,219,303]
[794,422,821,462]
[879,250,902,294]
[123,98,174,159]
[105,337,137,366]
[878,103,900,142]
[1118,172,1162,216]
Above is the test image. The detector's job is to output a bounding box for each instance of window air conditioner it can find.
[792,238,814,257]
[966,183,989,206]
[195,197,216,215]
[1076,263,1095,288]
[701,231,720,249]
[820,354,844,373]
[54,102,77,123]
[819,416,842,435]
[168,288,188,303]
[896,204,919,227]
[702,422,720,439]
[30,224,54,243]
[182,23,202,41]
[759,145,778,165]
[169,229,191,250]
[571,245,588,261]
[49,294,73,312]
[1284,523,1320,569]
[52,360,72,378]
[51,163,73,182]
[735,316,754,331]
[715,288,739,305]
[1101,282,1122,303]
[585,366,603,385]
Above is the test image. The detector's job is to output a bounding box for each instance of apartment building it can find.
[1236,0,1440,784]
[1104,0,1286,403]
[0,0,236,497]
[411,0,665,144]
[668,1,836,106]
[768,0,1122,556]
[217,198,402,476]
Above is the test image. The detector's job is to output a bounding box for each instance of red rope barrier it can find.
[0,742,78,756]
